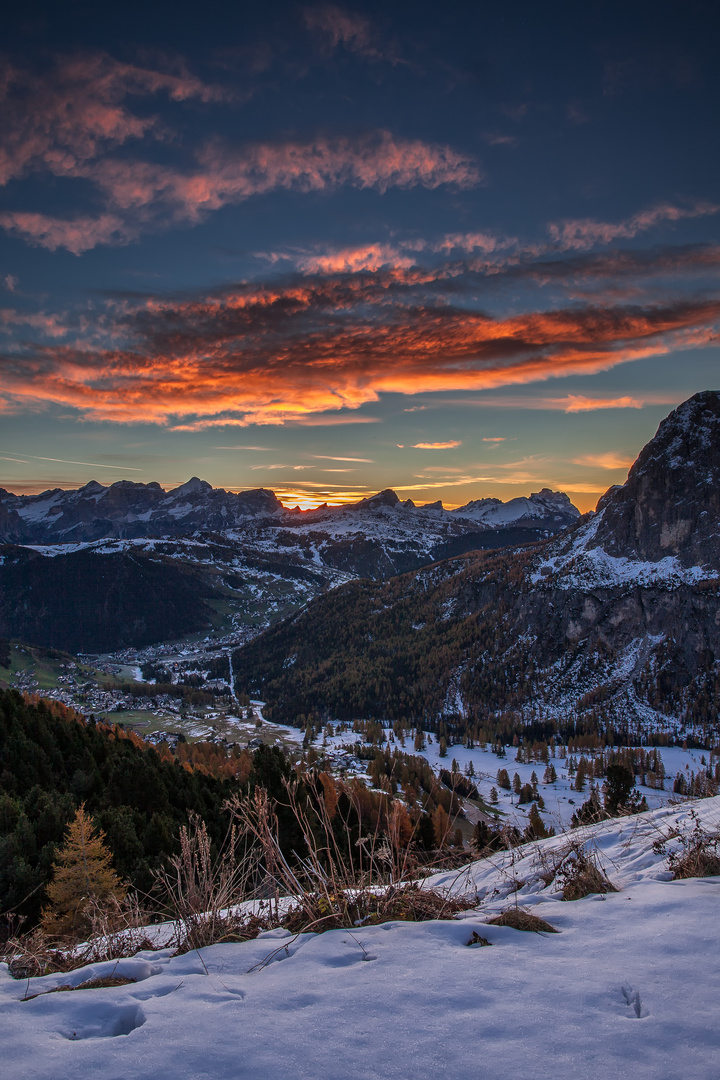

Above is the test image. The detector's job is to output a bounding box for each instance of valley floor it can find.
[2,798,719,1079]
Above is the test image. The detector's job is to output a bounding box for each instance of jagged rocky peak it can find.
[78,480,107,496]
[235,487,284,515]
[351,489,401,510]
[591,390,720,566]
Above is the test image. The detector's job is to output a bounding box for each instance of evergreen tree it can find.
[40,805,127,938]
[525,803,553,840]
[604,763,634,814]
[543,763,557,784]
[496,768,511,790]
[574,758,587,792]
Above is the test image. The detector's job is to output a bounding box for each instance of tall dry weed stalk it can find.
[154,812,261,952]
[226,775,468,931]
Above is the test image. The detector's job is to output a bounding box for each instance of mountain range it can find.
[2,389,719,744]
[0,481,578,652]
[231,391,720,744]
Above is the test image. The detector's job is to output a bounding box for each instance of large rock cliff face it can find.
[589,390,720,566]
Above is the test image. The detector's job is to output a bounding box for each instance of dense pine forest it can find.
[0,688,248,929]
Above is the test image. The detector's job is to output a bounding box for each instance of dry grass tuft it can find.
[559,851,618,902]
[2,893,154,980]
[75,975,138,990]
[538,842,618,902]
[281,883,474,934]
[672,845,720,878]
[21,974,137,1001]
[486,908,559,933]
[653,811,720,880]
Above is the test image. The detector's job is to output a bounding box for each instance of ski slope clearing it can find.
[2,798,719,1080]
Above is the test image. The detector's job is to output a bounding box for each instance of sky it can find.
[1,0,718,510]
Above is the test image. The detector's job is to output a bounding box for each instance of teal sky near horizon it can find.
[1,0,718,511]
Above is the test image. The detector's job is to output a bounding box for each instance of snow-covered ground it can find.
[2,797,719,1080]
[319,724,708,831]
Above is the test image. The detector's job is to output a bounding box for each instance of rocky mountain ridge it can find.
[0,478,579,549]
[0,479,579,652]
[232,391,720,742]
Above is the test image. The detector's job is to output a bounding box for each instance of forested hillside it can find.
[0,689,241,926]
[232,547,542,731]
[0,547,215,652]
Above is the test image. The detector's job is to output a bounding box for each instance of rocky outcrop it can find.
[590,390,720,566]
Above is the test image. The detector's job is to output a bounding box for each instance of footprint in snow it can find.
[60,1003,146,1040]
[621,985,648,1018]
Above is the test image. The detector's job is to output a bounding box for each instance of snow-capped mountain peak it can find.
[452,488,580,528]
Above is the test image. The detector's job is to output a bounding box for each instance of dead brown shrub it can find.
[2,893,155,980]
[557,849,618,901]
[486,908,558,933]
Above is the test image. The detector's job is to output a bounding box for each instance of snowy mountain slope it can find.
[2,797,719,1080]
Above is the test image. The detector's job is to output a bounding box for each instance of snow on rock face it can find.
[169,477,213,496]
[532,512,718,589]
[453,488,580,527]
[2,797,719,1080]
[0,480,580,581]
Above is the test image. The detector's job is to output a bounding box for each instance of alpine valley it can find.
[0,477,578,653]
[1,393,720,756]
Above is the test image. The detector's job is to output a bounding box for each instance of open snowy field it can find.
[414,739,708,829]
[2,797,719,1080]
[318,721,709,831]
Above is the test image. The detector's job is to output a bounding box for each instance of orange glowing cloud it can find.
[410,441,462,449]
[0,53,227,188]
[0,130,482,252]
[0,49,482,252]
[2,281,718,429]
[548,202,719,251]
